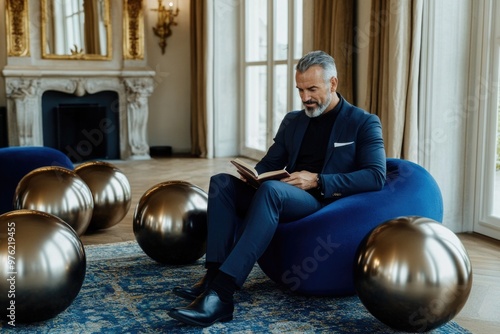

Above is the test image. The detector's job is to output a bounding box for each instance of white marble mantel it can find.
[2,68,155,160]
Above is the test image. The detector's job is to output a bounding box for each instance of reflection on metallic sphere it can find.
[0,210,86,323]
[354,216,473,332]
[133,180,208,264]
[75,161,131,231]
[13,166,94,235]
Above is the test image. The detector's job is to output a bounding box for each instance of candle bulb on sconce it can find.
[152,0,179,54]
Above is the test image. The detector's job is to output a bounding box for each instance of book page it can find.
[231,159,258,178]
[231,158,289,184]
[258,169,289,180]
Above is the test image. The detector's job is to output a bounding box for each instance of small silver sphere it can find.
[354,216,473,332]
[75,161,132,231]
[14,166,94,235]
[0,210,86,323]
[133,181,208,264]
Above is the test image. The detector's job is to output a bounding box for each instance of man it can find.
[168,50,386,327]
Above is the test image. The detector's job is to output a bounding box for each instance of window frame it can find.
[239,0,305,161]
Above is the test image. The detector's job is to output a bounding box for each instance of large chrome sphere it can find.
[133,181,208,264]
[354,216,473,332]
[75,161,131,231]
[14,166,94,235]
[0,210,86,323]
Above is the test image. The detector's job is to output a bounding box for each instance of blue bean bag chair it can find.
[0,146,74,214]
[257,158,443,296]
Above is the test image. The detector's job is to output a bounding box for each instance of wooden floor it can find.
[80,157,500,334]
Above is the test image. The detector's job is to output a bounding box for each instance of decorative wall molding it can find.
[5,0,30,57]
[123,0,145,60]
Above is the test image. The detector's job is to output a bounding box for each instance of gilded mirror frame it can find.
[40,0,113,60]
[5,0,30,57]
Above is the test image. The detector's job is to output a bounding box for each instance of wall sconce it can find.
[152,0,179,54]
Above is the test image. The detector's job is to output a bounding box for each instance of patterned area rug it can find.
[1,241,471,333]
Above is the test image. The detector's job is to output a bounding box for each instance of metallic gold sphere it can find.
[0,210,86,323]
[133,180,208,264]
[354,216,473,332]
[74,161,132,231]
[13,166,94,235]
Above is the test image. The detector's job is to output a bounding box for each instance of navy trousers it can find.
[206,173,324,287]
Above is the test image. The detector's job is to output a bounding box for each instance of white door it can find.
[472,0,500,239]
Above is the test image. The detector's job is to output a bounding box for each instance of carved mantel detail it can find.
[123,78,153,156]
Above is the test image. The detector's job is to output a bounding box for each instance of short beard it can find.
[304,91,332,118]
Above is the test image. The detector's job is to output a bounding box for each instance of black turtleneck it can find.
[294,97,343,174]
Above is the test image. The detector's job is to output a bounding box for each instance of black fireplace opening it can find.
[42,90,120,162]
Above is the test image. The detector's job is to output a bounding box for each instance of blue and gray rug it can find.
[1,241,471,333]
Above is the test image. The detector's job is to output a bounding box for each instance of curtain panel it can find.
[365,0,423,161]
[83,0,101,54]
[313,0,356,104]
[190,0,208,157]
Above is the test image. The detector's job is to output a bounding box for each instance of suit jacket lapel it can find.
[288,112,310,171]
[324,101,353,168]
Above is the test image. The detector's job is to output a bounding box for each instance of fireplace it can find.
[42,91,120,162]
[2,1,154,160]
[3,72,155,160]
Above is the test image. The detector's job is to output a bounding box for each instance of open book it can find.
[231,158,290,188]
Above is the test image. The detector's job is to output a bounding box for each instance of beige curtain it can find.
[313,0,356,104]
[84,0,101,54]
[190,0,208,157]
[366,0,423,160]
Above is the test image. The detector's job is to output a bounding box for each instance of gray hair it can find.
[296,51,338,83]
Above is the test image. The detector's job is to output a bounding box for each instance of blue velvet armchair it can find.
[0,146,74,214]
[257,158,443,296]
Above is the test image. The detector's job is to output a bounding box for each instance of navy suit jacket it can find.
[255,96,386,201]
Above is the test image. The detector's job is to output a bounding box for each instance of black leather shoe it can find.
[168,289,234,327]
[172,276,210,301]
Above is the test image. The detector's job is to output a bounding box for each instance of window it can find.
[240,0,304,160]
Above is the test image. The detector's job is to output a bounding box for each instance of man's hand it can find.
[282,171,318,190]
